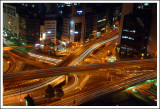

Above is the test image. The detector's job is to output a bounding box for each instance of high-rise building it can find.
[26,18,40,44]
[118,3,156,59]
[147,4,157,58]
[19,17,27,37]
[61,3,112,43]
[3,4,19,37]
[43,20,57,44]
[61,18,70,42]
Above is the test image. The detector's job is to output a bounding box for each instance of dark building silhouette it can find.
[118,3,156,59]
[26,18,40,44]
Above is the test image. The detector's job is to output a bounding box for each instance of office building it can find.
[118,3,156,59]
[3,4,19,37]
[43,20,57,44]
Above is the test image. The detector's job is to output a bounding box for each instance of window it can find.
[122,36,128,39]
[128,37,134,40]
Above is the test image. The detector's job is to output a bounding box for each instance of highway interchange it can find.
[3,29,157,106]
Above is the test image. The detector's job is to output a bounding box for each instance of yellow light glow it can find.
[42,33,46,40]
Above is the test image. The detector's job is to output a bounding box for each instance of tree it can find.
[45,85,55,101]
[24,94,35,106]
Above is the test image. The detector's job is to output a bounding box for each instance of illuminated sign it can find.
[70,20,74,27]
[74,31,78,34]
[77,10,83,13]
[70,29,74,36]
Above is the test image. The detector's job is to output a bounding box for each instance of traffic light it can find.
[24,94,35,106]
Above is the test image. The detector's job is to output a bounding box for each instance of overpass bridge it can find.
[47,71,156,106]
[3,58,157,83]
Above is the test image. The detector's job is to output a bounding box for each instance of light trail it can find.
[28,52,62,65]
[70,35,118,65]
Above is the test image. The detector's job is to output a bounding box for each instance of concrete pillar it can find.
[65,75,68,84]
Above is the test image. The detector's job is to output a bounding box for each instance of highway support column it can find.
[65,75,68,84]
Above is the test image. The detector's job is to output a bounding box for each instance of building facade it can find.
[26,18,40,44]
[3,4,19,37]
[118,3,156,59]
[61,4,111,43]
[61,18,70,42]
[19,17,27,37]
[44,20,57,44]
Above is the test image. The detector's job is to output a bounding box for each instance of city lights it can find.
[42,33,46,40]
[74,31,78,34]
[97,19,106,23]
[2,2,157,107]
[144,3,149,6]
[47,31,52,34]
[77,10,83,14]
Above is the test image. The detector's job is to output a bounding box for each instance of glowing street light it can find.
[132,89,136,92]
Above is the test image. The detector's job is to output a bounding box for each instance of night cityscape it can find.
[2,1,158,107]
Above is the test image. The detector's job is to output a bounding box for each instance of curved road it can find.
[3,30,119,106]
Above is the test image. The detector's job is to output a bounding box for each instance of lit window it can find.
[47,31,52,34]
[122,36,128,39]
[97,19,106,23]
[74,31,78,34]
[137,6,141,9]
[60,11,63,14]
[127,48,132,50]
[121,46,126,49]
[123,29,129,32]
[128,37,134,40]
[32,5,35,8]
[130,30,136,33]
[144,3,149,6]
[121,52,124,54]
